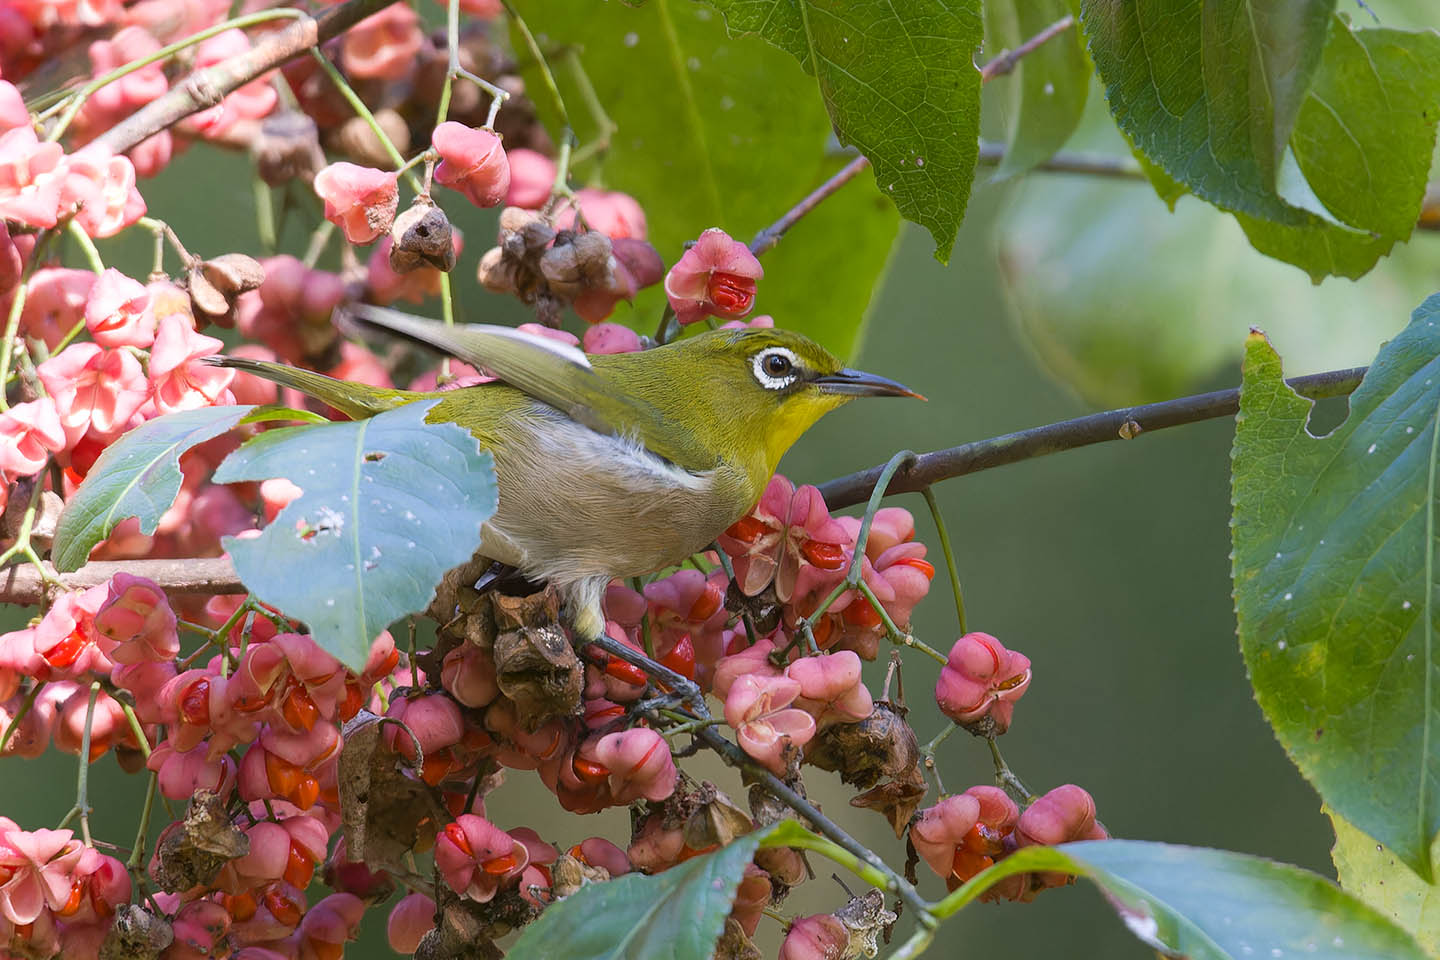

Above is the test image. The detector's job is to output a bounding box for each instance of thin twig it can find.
[95,0,403,154]
[977,15,1076,82]
[976,140,1145,179]
[0,557,244,605]
[816,366,1367,510]
[749,13,1079,258]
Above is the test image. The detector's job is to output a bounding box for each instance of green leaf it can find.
[1332,810,1440,955]
[213,401,497,671]
[1235,20,1440,280]
[943,840,1428,960]
[994,168,1436,407]
[52,405,259,572]
[701,0,981,262]
[506,824,773,960]
[1231,298,1440,880]
[515,0,899,358]
[984,0,1088,180]
[1080,0,1336,224]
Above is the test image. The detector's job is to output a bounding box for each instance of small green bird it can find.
[214,306,919,645]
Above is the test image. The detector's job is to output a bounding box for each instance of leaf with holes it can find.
[1231,296,1440,881]
[213,400,497,671]
[506,824,774,960]
[702,0,982,262]
[52,405,260,572]
[941,840,1427,959]
[1331,810,1440,954]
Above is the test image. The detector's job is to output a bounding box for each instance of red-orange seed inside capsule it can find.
[443,822,473,857]
[723,515,773,544]
[179,678,211,726]
[572,756,610,785]
[262,887,304,927]
[43,628,87,670]
[56,880,84,917]
[281,683,320,732]
[223,890,258,922]
[891,557,936,580]
[686,581,725,622]
[660,637,696,681]
[801,540,847,570]
[308,940,345,960]
[283,843,316,889]
[482,853,518,875]
[604,657,648,687]
[707,272,754,313]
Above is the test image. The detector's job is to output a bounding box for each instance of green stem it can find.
[66,220,104,274]
[886,925,936,960]
[309,49,424,193]
[564,48,616,160]
[919,723,958,796]
[44,8,308,141]
[757,827,894,894]
[550,129,577,200]
[126,773,158,870]
[0,254,31,412]
[302,220,335,269]
[254,177,277,255]
[987,736,1032,805]
[438,272,455,380]
[121,702,151,759]
[856,579,947,665]
[0,682,44,755]
[846,450,916,588]
[920,487,966,635]
[66,683,101,845]
[502,0,570,128]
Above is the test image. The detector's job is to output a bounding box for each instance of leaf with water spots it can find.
[1331,809,1440,954]
[213,401,497,671]
[1231,296,1440,881]
[942,840,1428,959]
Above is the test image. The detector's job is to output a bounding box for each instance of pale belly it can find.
[474,410,749,588]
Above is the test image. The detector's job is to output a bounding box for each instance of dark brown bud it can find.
[390,202,456,274]
[540,231,615,298]
[150,792,249,893]
[189,253,266,327]
[477,246,518,295]
[99,904,174,960]
[491,588,583,730]
[254,111,323,186]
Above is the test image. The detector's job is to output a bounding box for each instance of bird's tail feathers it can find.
[203,356,410,420]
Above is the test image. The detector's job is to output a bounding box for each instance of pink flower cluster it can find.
[0,121,145,238]
[912,783,1107,899]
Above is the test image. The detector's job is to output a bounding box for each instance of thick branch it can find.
[816,366,1367,510]
[95,0,400,154]
[0,557,243,604]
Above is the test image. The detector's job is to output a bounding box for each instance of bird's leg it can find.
[565,578,710,717]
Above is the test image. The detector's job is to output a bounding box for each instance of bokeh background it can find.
[7,1,1440,955]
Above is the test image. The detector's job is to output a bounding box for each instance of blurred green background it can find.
[8,1,1440,952]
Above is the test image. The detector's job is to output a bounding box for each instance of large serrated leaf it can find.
[506,824,773,960]
[213,401,496,671]
[1231,297,1440,881]
[52,404,259,572]
[1332,809,1440,955]
[513,0,899,359]
[702,0,982,262]
[943,840,1427,960]
[1080,0,1336,224]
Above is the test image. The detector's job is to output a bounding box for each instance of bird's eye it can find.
[752,348,801,390]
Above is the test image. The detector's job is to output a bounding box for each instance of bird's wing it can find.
[344,305,714,470]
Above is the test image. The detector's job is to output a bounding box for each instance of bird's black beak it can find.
[813,368,925,400]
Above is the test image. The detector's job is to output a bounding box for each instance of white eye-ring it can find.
[752,347,800,390]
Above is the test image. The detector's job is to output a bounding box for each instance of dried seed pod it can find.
[254,111,323,186]
[498,207,554,258]
[714,917,764,960]
[390,202,456,273]
[491,589,583,730]
[149,791,249,893]
[682,785,753,851]
[99,903,174,960]
[188,253,266,327]
[834,889,898,959]
[550,853,612,899]
[476,246,518,295]
[539,231,615,298]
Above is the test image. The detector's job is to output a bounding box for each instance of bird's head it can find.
[642,326,922,478]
